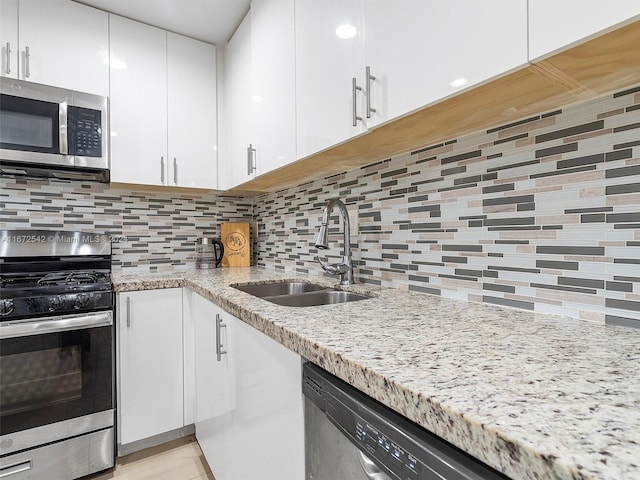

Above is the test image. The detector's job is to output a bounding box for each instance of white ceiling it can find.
[74,0,250,45]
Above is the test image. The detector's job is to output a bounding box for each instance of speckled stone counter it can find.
[113,267,640,480]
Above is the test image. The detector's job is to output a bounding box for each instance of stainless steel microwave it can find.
[0,78,109,182]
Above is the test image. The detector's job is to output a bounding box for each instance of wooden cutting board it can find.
[221,222,251,267]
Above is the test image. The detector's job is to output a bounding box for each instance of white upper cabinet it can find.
[529,0,640,61]
[365,0,528,127]
[220,0,296,190]
[167,33,218,189]
[295,0,366,159]
[250,0,296,175]
[0,0,18,79]
[110,14,168,186]
[295,0,527,154]
[110,15,218,189]
[221,12,254,190]
[1,0,109,96]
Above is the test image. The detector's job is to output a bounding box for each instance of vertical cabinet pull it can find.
[366,66,376,119]
[216,313,227,362]
[352,77,363,126]
[5,42,11,74]
[160,156,165,184]
[24,46,30,78]
[173,158,178,185]
[247,144,256,176]
[126,297,131,327]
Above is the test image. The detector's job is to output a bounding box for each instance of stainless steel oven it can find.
[0,230,115,480]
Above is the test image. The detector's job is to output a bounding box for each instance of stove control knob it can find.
[49,295,66,311]
[0,299,15,316]
[74,294,91,310]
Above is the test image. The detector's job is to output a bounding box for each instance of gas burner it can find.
[0,230,113,321]
[37,271,100,287]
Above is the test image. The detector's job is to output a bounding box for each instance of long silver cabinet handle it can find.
[173,157,178,185]
[366,66,376,119]
[5,42,10,74]
[126,296,131,327]
[25,45,30,78]
[0,460,32,478]
[352,77,363,127]
[0,311,113,339]
[247,144,256,176]
[160,156,165,184]
[216,313,227,362]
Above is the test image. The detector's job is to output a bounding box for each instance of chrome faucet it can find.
[314,198,355,285]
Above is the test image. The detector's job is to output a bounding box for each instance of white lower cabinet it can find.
[117,288,185,448]
[189,290,304,480]
[191,291,234,476]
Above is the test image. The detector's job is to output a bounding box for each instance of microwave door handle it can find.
[59,102,68,155]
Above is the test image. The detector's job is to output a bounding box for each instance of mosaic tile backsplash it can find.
[2,84,639,326]
[255,84,640,327]
[0,179,253,272]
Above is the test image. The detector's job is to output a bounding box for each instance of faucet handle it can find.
[316,256,349,276]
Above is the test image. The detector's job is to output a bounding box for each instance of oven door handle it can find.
[0,311,113,339]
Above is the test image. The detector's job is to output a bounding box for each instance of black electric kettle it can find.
[195,237,225,269]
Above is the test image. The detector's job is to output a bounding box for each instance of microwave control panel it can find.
[68,106,102,157]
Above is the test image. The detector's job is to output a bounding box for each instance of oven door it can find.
[0,311,114,455]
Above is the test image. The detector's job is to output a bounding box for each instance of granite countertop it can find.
[113,267,640,480]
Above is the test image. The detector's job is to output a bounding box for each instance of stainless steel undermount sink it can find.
[233,281,327,297]
[233,281,370,307]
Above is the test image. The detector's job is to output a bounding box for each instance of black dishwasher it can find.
[303,363,511,480]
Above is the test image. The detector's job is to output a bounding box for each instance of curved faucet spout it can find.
[314,198,354,285]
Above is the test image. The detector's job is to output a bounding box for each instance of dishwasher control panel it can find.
[356,421,420,479]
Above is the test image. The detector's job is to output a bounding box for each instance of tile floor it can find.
[86,435,214,480]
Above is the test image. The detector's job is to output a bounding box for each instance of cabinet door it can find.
[0,0,18,79]
[167,33,218,189]
[365,0,528,127]
[529,0,640,60]
[117,289,184,446]
[110,14,168,186]
[18,0,109,96]
[295,0,366,159]
[220,12,254,190]
[193,294,235,480]
[227,316,304,480]
[250,0,296,175]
